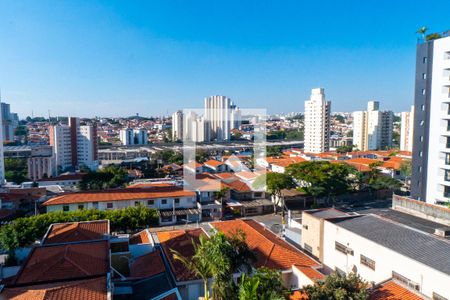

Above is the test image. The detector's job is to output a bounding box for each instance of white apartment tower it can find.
[183,111,205,143]
[400,105,415,152]
[172,110,183,141]
[204,95,241,142]
[352,101,393,151]
[119,128,134,146]
[49,117,98,172]
[304,88,331,153]
[411,33,450,204]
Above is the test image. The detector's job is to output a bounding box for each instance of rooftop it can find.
[331,214,450,275]
[305,208,348,219]
[211,219,319,270]
[156,228,207,282]
[43,186,196,206]
[14,240,109,285]
[43,220,109,244]
[1,276,108,300]
[369,280,424,300]
[129,250,166,279]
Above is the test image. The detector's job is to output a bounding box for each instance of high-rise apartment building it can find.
[172,110,183,141]
[304,88,331,153]
[119,128,134,146]
[49,117,98,172]
[183,111,205,142]
[119,128,148,145]
[400,105,415,152]
[411,33,450,204]
[1,102,18,142]
[352,101,393,151]
[204,95,241,142]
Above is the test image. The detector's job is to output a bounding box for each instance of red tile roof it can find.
[211,219,319,270]
[43,220,109,244]
[267,156,306,167]
[157,228,207,282]
[204,160,225,167]
[14,241,109,285]
[224,179,252,192]
[369,280,424,300]
[129,250,166,279]
[129,229,151,245]
[43,187,196,206]
[1,276,108,300]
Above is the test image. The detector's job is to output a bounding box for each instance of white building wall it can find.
[0,104,4,184]
[425,36,450,204]
[172,111,183,141]
[322,221,450,299]
[352,111,366,151]
[120,129,134,145]
[52,125,72,170]
[78,125,98,170]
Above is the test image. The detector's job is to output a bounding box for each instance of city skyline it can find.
[1,1,449,117]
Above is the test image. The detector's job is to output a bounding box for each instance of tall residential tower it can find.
[304,88,331,153]
[411,32,450,204]
[352,101,393,151]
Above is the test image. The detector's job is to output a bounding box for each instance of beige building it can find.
[304,88,331,153]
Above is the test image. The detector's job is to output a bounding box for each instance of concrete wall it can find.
[392,194,450,226]
[300,212,323,261]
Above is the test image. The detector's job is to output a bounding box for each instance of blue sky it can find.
[0,0,448,118]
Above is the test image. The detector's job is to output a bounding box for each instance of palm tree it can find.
[417,26,428,40]
[171,236,212,300]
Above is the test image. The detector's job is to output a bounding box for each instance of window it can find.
[147,199,154,205]
[334,242,353,255]
[106,202,113,209]
[433,292,448,300]
[423,57,427,63]
[161,199,167,205]
[360,254,375,270]
[135,201,140,206]
[445,170,450,181]
[444,186,450,198]
[304,243,313,253]
[392,271,420,291]
[422,89,426,95]
[78,204,84,210]
[422,73,427,79]
[421,104,425,111]
[63,205,70,212]
[254,192,262,198]
[174,198,180,204]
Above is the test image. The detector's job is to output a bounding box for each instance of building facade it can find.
[1,102,18,142]
[352,101,393,151]
[171,110,183,141]
[304,88,331,153]
[411,34,450,204]
[400,105,414,152]
[204,95,241,142]
[49,117,98,172]
[0,104,4,184]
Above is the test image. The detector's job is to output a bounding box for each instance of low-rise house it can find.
[211,219,325,290]
[203,159,228,173]
[43,185,200,225]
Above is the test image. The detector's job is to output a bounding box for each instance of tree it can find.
[171,235,212,300]
[400,159,412,187]
[253,172,296,214]
[366,161,402,192]
[214,187,230,218]
[239,274,259,300]
[4,158,30,184]
[286,161,356,204]
[266,146,283,157]
[336,145,353,154]
[78,165,128,190]
[304,272,369,300]
[0,206,158,252]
